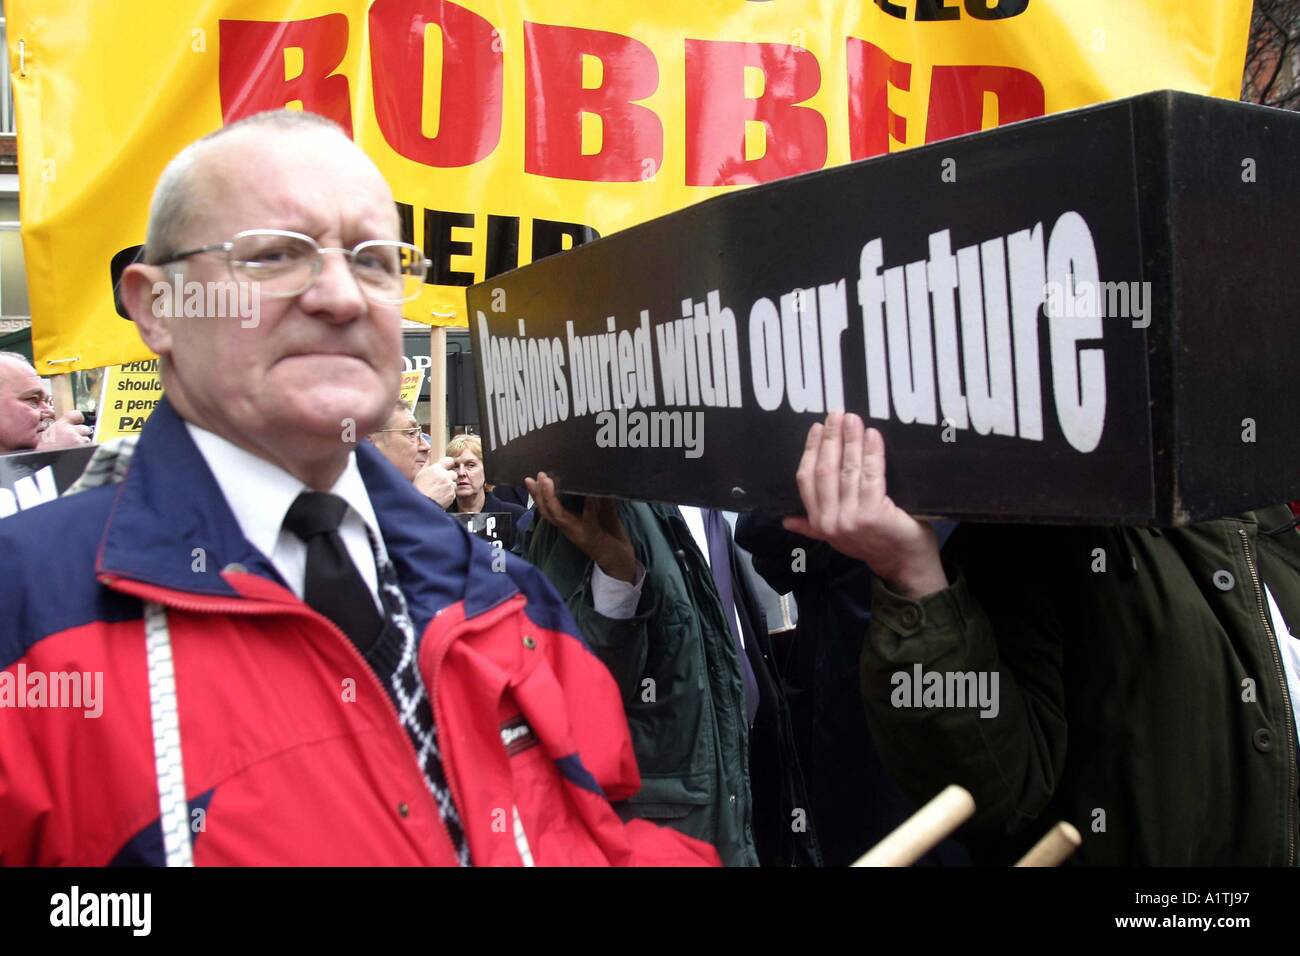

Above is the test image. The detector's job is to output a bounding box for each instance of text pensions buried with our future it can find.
[475,209,1113,456]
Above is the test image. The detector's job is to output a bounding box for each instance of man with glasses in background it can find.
[0,111,717,868]
[415,430,432,472]
[369,398,457,507]
[0,351,93,454]
[369,400,425,482]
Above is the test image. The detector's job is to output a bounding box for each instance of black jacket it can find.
[736,513,968,866]
[861,507,1300,865]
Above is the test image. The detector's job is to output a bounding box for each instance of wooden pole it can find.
[49,372,75,416]
[428,326,448,453]
[1014,822,1082,867]
[852,785,975,867]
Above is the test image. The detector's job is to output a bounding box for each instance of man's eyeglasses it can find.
[376,426,423,440]
[153,229,431,304]
[18,393,55,411]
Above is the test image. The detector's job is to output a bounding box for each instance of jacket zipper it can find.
[99,573,464,866]
[1237,529,1298,866]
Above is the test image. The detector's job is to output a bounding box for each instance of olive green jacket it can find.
[525,501,758,867]
[860,507,1300,865]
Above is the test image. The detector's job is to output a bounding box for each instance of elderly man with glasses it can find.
[368,399,457,508]
[0,351,93,454]
[0,111,717,868]
[369,401,426,482]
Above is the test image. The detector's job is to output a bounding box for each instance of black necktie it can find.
[283,491,383,655]
[703,508,761,724]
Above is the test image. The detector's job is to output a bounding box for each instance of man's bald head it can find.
[0,351,33,379]
[143,111,394,267]
[122,109,409,490]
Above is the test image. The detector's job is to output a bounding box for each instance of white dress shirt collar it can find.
[185,422,385,605]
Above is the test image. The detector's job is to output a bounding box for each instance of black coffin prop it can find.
[467,91,1299,525]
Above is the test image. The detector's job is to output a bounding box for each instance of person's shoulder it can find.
[0,483,118,553]
[0,485,130,667]
[488,541,589,644]
[487,484,529,508]
[490,494,526,517]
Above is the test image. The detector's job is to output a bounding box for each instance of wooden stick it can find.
[852,785,975,867]
[1014,821,1081,867]
[49,372,75,417]
[428,326,448,451]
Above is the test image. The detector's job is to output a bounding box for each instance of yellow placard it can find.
[12,1,1251,373]
[93,360,164,443]
[93,363,424,439]
[399,368,425,407]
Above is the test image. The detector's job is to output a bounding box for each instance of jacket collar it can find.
[355,438,522,623]
[97,397,520,623]
[97,397,275,597]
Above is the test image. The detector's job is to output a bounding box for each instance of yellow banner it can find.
[12,1,1251,373]
[93,360,164,443]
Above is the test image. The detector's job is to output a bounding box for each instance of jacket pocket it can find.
[623,771,711,820]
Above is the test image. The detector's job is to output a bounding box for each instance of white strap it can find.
[144,601,194,867]
[512,805,535,867]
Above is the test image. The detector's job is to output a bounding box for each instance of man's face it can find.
[372,408,421,481]
[453,449,485,501]
[415,433,431,471]
[0,359,55,453]
[132,127,405,465]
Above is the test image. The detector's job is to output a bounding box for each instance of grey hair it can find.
[0,351,37,396]
[383,399,415,428]
[0,350,35,369]
[142,110,350,266]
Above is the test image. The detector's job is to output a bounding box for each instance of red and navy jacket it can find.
[0,399,718,866]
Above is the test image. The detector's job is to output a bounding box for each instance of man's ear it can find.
[122,263,174,358]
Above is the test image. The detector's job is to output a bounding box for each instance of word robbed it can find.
[476,210,1108,456]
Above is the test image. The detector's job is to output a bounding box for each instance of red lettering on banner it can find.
[925,64,1045,142]
[523,24,662,182]
[846,39,912,160]
[218,15,353,133]
[369,0,503,167]
[215,12,1045,183]
[684,40,828,187]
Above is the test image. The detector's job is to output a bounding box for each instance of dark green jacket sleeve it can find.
[523,503,651,702]
[860,525,1068,844]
